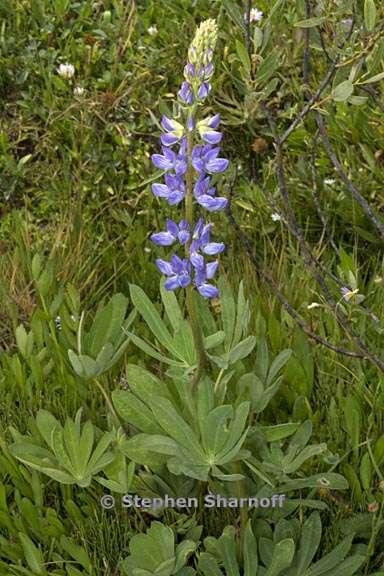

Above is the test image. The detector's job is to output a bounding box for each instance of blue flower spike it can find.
[150,19,229,299]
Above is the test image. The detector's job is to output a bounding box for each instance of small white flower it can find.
[341,287,359,301]
[307,302,321,309]
[144,247,152,253]
[340,18,353,29]
[244,8,263,23]
[271,212,281,222]
[324,178,335,185]
[57,63,75,79]
[148,25,158,36]
[74,85,84,96]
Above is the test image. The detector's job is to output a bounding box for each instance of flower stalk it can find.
[185,126,208,384]
[150,19,229,386]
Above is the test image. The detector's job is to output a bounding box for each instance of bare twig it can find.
[260,102,384,372]
[225,191,366,359]
[315,111,384,240]
[279,59,339,145]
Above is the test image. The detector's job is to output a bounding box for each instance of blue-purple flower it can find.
[191,218,225,255]
[160,116,185,147]
[190,252,219,298]
[149,18,228,299]
[156,255,192,290]
[194,175,228,212]
[192,145,229,174]
[196,114,222,144]
[152,174,186,205]
[150,219,190,246]
[151,138,187,175]
[178,81,194,105]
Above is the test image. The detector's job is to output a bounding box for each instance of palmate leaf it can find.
[9,442,75,484]
[148,396,205,463]
[120,521,197,576]
[198,515,366,576]
[9,410,115,487]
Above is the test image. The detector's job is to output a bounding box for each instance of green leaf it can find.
[244,520,258,575]
[218,526,240,576]
[305,535,353,575]
[291,512,321,573]
[36,410,61,450]
[219,278,236,350]
[201,405,233,455]
[127,332,184,366]
[229,336,256,364]
[88,294,128,356]
[254,52,280,85]
[148,397,205,462]
[112,390,160,433]
[18,533,46,575]
[294,16,327,27]
[216,402,250,461]
[85,432,113,473]
[121,434,175,466]
[267,349,292,386]
[359,453,372,491]
[265,539,295,576]
[236,40,251,74]
[364,0,376,31]
[260,423,300,442]
[222,0,246,31]
[332,80,354,102]
[204,331,225,350]
[63,418,82,477]
[60,536,92,572]
[198,553,223,576]
[160,279,183,332]
[279,472,348,492]
[129,284,179,356]
[283,444,327,474]
[174,540,198,572]
[78,421,94,476]
[360,71,384,84]
[172,319,196,366]
[125,364,170,404]
[51,426,76,476]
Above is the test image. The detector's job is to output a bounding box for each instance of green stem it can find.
[185,118,207,387]
[94,377,124,431]
[235,461,248,563]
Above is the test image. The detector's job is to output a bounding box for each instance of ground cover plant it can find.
[1,0,384,574]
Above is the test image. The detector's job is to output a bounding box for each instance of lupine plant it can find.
[150,19,229,385]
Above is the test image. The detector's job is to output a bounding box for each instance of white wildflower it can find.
[271,212,281,222]
[244,8,263,23]
[148,25,158,36]
[341,287,359,301]
[307,302,321,309]
[57,63,75,79]
[74,86,85,97]
[324,178,335,185]
[144,247,152,253]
